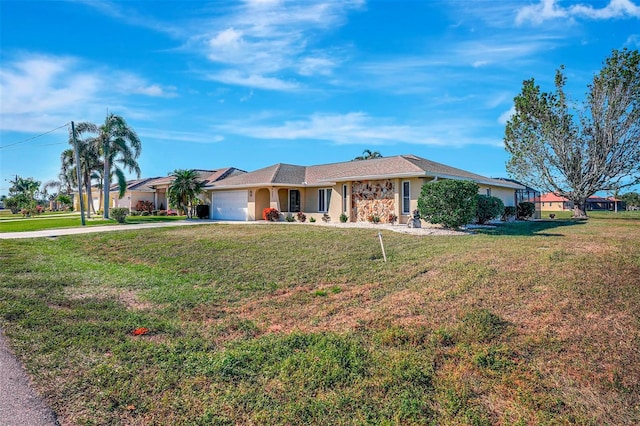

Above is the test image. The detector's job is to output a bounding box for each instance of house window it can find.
[402,181,410,214]
[342,184,348,213]
[289,190,300,213]
[486,188,491,196]
[318,188,331,212]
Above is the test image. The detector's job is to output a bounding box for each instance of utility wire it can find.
[1,141,69,151]
[0,123,69,149]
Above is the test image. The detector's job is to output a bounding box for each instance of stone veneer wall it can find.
[352,180,396,223]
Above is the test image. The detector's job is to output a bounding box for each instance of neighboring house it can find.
[73,185,104,213]
[205,154,526,223]
[540,193,574,211]
[586,196,625,211]
[74,168,245,212]
[540,193,626,212]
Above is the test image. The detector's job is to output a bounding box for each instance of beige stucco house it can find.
[205,154,525,223]
[74,168,244,212]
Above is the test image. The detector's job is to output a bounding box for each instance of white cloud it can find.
[516,0,640,25]
[571,0,640,19]
[297,56,337,76]
[137,128,224,144]
[191,1,363,89]
[498,106,515,125]
[516,0,568,25]
[0,54,176,132]
[215,112,502,147]
[625,34,640,47]
[114,74,178,98]
[206,70,299,91]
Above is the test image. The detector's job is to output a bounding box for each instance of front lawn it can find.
[0,214,188,233]
[1,217,638,424]
[0,217,115,232]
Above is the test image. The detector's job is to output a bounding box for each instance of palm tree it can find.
[168,169,205,218]
[353,149,383,161]
[62,129,102,217]
[75,114,141,219]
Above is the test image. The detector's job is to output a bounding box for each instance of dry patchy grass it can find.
[0,217,639,425]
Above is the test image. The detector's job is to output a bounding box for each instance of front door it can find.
[289,190,301,212]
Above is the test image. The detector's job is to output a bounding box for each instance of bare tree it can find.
[504,48,640,218]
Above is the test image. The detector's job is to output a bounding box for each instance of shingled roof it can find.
[109,168,246,192]
[207,155,524,190]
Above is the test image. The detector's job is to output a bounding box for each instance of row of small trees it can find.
[417,180,534,229]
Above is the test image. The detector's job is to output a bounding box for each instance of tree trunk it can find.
[573,200,588,219]
[85,179,92,218]
[103,144,110,219]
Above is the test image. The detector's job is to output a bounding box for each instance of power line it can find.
[1,141,69,151]
[0,123,69,149]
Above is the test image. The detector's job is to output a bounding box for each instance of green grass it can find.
[0,217,115,232]
[1,217,639,424]
[542,209,640,220]
[0,214,187,233]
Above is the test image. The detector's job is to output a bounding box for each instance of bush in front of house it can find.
[476,195,505,224]
[262,207,279,221]
[517,202,536,220]
[196,204,210,219]
[417,179,479,229]
[501,206,517,221]
[296,212,307,222]
[111,207,129,223]
[339,213,348,223]
[135,200,154,213]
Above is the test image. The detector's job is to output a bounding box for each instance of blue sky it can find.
[1,0,639,196]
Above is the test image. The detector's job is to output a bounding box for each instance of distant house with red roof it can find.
[540,193,625,212]
[540,193,574,211]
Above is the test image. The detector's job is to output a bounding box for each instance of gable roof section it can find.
[109,177,162,192]
[109,168,246,193]
[208,155,524,190]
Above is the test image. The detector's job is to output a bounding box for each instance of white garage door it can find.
[211,190,248,221]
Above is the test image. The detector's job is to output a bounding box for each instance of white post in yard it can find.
[378,232,387,262]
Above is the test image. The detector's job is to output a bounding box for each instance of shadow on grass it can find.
[473,219,586,237]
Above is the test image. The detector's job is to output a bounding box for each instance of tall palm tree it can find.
[63,129,102,217]
[168,169,205,218]
[353,149,383,161]
[75,114,141,219]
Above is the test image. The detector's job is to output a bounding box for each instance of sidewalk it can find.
[0,219,215,239]
[0,330,59,426]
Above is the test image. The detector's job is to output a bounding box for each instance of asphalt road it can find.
[0,330,59,426]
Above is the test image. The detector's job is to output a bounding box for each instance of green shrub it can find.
[285,214,295,222]
[417,180,479,228]
[110,207,129,223]
[501,206,516,221]
[129,211,141,216]
[310,217,316,223]
[141,211,150,216]
[135,200,154,213]
[517,202,536,220]
[339,213,348,223]
[476,195,504,224]
[195,204,210,219]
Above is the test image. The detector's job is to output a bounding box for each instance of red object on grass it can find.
[132,327,149,336]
